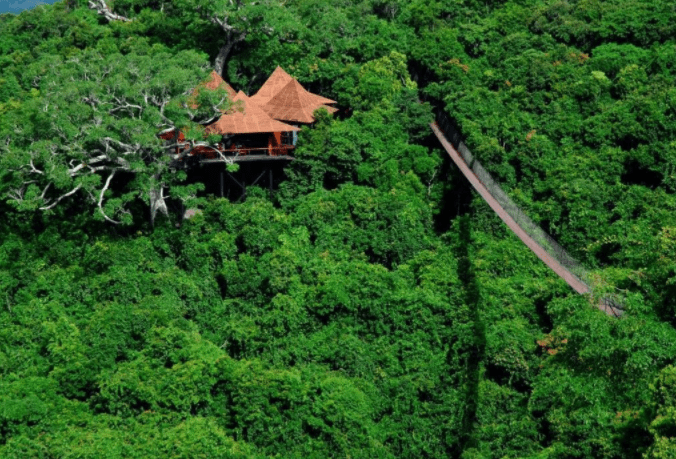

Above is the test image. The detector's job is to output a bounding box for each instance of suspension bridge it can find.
[431,111,624,317]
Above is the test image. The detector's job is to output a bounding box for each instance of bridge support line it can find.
[430,122,622,317]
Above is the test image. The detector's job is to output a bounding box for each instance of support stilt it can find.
[220,169,225,198]
[251,170,267,187]
[227,172,247,202]
[269,168,273,200]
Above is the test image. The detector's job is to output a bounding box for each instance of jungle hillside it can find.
[1,0,676,457]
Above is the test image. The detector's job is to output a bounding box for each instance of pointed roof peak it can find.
[252,65,336,110]
[250,66,295,106]
[203,70,237,98]
[262,78,337,124]
[189,71,237,109]
[269,66,293,81]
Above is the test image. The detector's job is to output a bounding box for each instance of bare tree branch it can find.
[40,184,83,210]
[426,168,438,197]
[101,137,140,155]
[176,140,232,161]
[97,171,120,224]
[8,188,26,203]
[40,183,51,200]
[29,159,44,175]
[88,0,131,22]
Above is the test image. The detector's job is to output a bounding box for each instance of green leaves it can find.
[1,46,225,223]
[2,0,676,457]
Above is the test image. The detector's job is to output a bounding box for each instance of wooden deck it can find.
[200,155,294,164]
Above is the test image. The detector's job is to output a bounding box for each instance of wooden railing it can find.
[178,144,295,160]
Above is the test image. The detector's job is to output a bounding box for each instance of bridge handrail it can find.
[431,109,624,316]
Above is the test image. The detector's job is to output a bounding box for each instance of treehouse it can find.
[160,66,336,163]
[203,91,300,158]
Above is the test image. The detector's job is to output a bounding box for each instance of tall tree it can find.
[0,48,229,224]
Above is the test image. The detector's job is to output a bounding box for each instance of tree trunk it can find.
[149,181,168,227]
[214,31,247,77]
[214,41,236,77]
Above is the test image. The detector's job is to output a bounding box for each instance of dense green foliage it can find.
[1,0,676,457]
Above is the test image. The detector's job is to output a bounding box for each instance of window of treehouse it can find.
[280,131,297,146]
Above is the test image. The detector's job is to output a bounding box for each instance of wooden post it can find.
[220,168,225,198]
[227,171,247,202]
[269,168,273,200]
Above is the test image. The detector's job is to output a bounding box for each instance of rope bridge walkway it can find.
[431,111,624,317]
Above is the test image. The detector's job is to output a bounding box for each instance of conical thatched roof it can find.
[188,71,237,109]
[201,70,237,98]
[251,66,337,107]
[261,78,337,124]
[250,66,293,106]
[205,91,300,135]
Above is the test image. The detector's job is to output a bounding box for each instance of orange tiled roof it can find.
[251,66,337,107]
[201,70,237,98]
[189,71,237,109]
[205,91,300,135]
[261,78,337,124]
[250,66,293,106]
